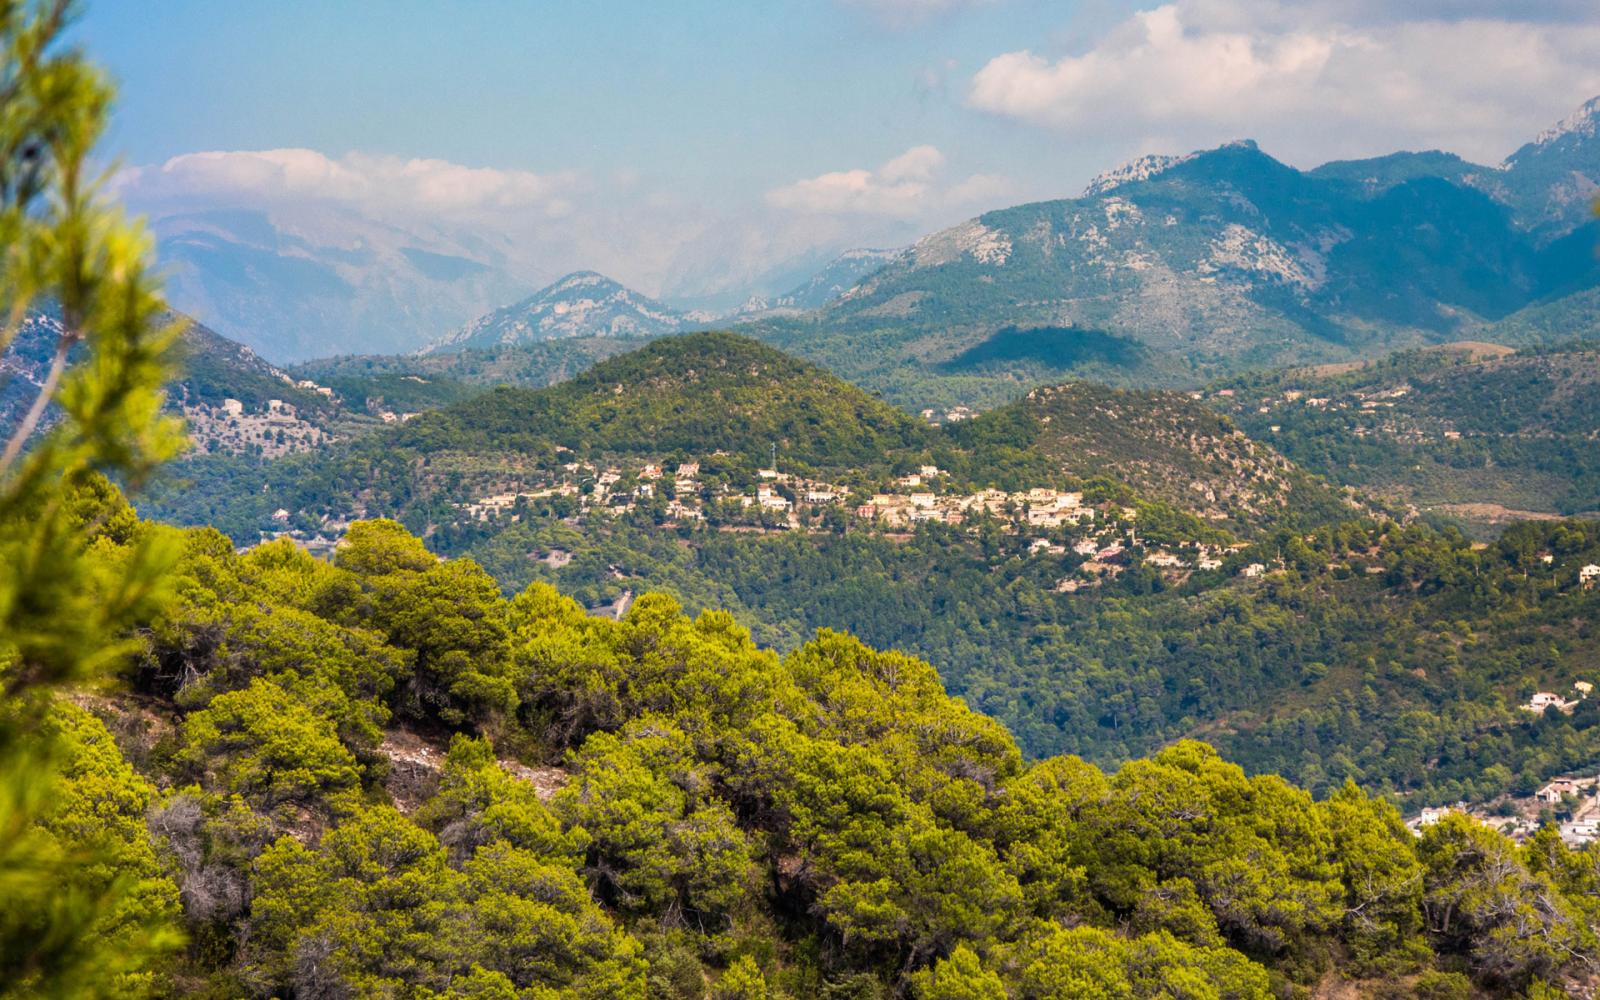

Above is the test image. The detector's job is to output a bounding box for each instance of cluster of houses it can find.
[917,405,977,425]
[851,475,1100,531]
[1408,772,1600,847]
[439,458,1265,590]
[1522,680,1596,716]
[1211,382,1464,445]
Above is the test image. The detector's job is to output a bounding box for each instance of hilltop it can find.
[404,331,933,470]
[962,381,1358,534]
[292,335,650,392]
[424,270,687,353]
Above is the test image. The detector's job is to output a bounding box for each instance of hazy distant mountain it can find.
[422,271,687,354]
[149,207,535,362]
[732,248,902,318]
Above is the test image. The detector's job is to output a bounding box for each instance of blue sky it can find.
[83,1,1109,201]
[77,0,1600,303]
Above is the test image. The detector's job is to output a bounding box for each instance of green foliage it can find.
[1418,814,1580,989]
[20,704,183,998]
[415,734,582,864]
[553,717,756,924]
[22,506,1600,997]
[1003,924,1273,999]
[713,954,771,1000]
[0,1,187,993]
[334,519,517,726]
[180,677,362,811]
[911,945,1006,1000]
[248,803,646,998]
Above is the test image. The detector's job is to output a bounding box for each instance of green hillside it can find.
[136,333,1600,817]
[142,332,1350,547]
[1481,286,1600,348]
[398,331,935,471]
[292,335,652,393]
[39,494,1600,998]
[1212,342,1600,528]
[963,382,1358,534]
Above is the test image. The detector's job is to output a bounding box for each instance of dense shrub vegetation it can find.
[10,491,1600,997]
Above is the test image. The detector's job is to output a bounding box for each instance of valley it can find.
[12,10,1600,992]
[129,330,1600,818]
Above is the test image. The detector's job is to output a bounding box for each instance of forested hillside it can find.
[131,333,1600,812]
[32,486,1600,998]
[965,382,1358,534]
[15,1,1600,997]
[1211,343,1600,529]
[291,334,651,396]
[449,505,1600,808]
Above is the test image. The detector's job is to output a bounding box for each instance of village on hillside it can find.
[1410,769,1600,848]
[440,457,1248,591]
[1406,672,1600,848]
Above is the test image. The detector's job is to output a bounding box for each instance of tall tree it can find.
[0,1,186,995]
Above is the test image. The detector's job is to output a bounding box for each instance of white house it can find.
[1242,563,1267,578]
[1527,692,1570,714]
[1561,819,1600,846]
[1581,564,1600,589]
[756,485,790,511]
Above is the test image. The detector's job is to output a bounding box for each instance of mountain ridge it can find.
[423,270,688,353]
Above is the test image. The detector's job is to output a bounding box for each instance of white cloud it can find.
[967,0,1600,165]
[113,144,1014,310]
[766,145,1010,218]
[879,144,945,183]
[117,148,579,220]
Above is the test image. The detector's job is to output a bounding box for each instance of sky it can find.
[77,0,1600,305]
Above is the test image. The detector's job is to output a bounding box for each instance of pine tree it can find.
[0,1,186,994]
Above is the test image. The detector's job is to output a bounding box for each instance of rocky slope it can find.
[423,271,687,353]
